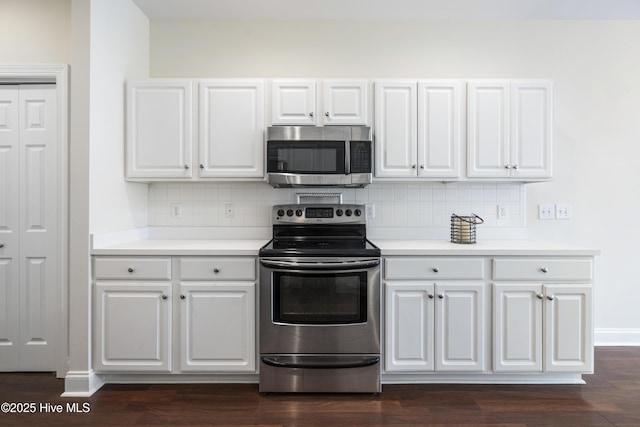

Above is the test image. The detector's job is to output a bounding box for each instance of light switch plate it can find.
[556,203,572,219]
[538,204,554,220]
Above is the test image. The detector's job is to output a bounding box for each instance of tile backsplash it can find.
[148,182,526,239]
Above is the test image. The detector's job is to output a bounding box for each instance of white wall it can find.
[149,19,640,340]
[88,0,150,233]
[0,0,71,63]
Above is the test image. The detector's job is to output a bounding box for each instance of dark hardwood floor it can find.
[1,347,639,426]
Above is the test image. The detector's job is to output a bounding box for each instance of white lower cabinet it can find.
[384,255,594,381]
[493,283,593,373]
[385,281,486,372]
[93,256,257,374]
[94,282,172,372]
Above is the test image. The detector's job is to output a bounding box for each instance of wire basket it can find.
[450,213,484,244]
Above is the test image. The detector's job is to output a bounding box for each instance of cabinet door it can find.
[126,80,193,179]
[374,81,418,177]
[199,80,264,178]
[467,81,510,178]
[510,81,552,179]
[385,282,434,371]
[435,283,485,371]
[544,284,593,373]
[493,284,543,372]
[271,80,316,125]
[322,79,369,125]
[417,81,462,178]
[179,282,255,372]
[94,282,172,372]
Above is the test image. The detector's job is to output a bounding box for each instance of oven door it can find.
[259,258,381,355]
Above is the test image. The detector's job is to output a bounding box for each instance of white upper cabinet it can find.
[322,79,369,125]
[375,80,462,179]
[126,79,265,181]
[199,80,264,178]
[271,79,317,125]
[418,81,463,178]
[126,80,194,179]
[467,80,552,179]
[271,79,369,126]
[375,81,417,178]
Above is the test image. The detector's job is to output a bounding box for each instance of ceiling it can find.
[132,0,640,20]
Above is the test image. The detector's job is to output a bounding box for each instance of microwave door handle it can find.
[345,140,351,174]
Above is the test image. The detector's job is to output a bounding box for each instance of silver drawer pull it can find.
[547,295,554,301]
[213,268,220,274]
[438,294,444,299]
[161,295,168,300]
[180,295,186,300]
[432,267,439,273]
[127,267,135,273]
[0,243,4,249]
[428,293,434,299]
[540,267,548,273]
[536,294,543,300]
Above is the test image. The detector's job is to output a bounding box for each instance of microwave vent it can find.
[296,193,343,204]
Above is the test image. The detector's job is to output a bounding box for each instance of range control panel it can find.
[273,204,366,225]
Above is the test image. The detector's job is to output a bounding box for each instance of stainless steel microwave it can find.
[266,126,372,188]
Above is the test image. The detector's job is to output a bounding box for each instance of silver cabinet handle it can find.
[180,295,186,300]
[505,164,511,169]
[213,268,220,274]
[428,293,434,299]
[541,267,548,273]
[127,267,135,273]
[199,164,204,169]
[438,294,444,299]
[536,294,543,299]
[184,164,189,170]
[325,112,329,117]
[161,295,168,300]
[309,112,314,117]
[412,165,417,169]
[420,165,425,169]
[0,243,4,249]
[512,164,518,170]
[432,267,439,273]
[547,295,554,301]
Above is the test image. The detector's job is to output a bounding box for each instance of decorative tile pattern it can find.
[148,182,526,232]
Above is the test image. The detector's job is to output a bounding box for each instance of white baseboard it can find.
[595,328,640,346]
[61,370,104,397]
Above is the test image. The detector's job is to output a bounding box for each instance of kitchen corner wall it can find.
[148,182,526,239]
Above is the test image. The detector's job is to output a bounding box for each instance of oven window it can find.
[267,141,345,174]
[273,271,367,324]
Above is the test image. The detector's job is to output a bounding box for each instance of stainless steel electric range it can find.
[259,203,381,393]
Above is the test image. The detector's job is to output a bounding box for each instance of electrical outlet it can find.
[365,203,375,220]
[497,204,508,220]
[556,203,572,219]
[170,203,182,219]
[224,203,235,218]
[538,204,554,220]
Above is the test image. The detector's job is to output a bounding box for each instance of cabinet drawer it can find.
[385,257,485,280]
[493,258,592,281]
[94,257,172,280]
[179,257,256,281]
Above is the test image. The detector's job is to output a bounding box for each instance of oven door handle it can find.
[261,355,380,369]
[260,258,380,270]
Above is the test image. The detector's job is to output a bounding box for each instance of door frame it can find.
[0,64,69,377]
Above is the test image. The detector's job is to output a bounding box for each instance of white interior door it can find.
[0,86,20,370]
[0,84,58,371]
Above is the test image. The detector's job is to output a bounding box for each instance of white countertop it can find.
[91,235,598,257]
[91,239,267,256]
[376,239,599,256]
